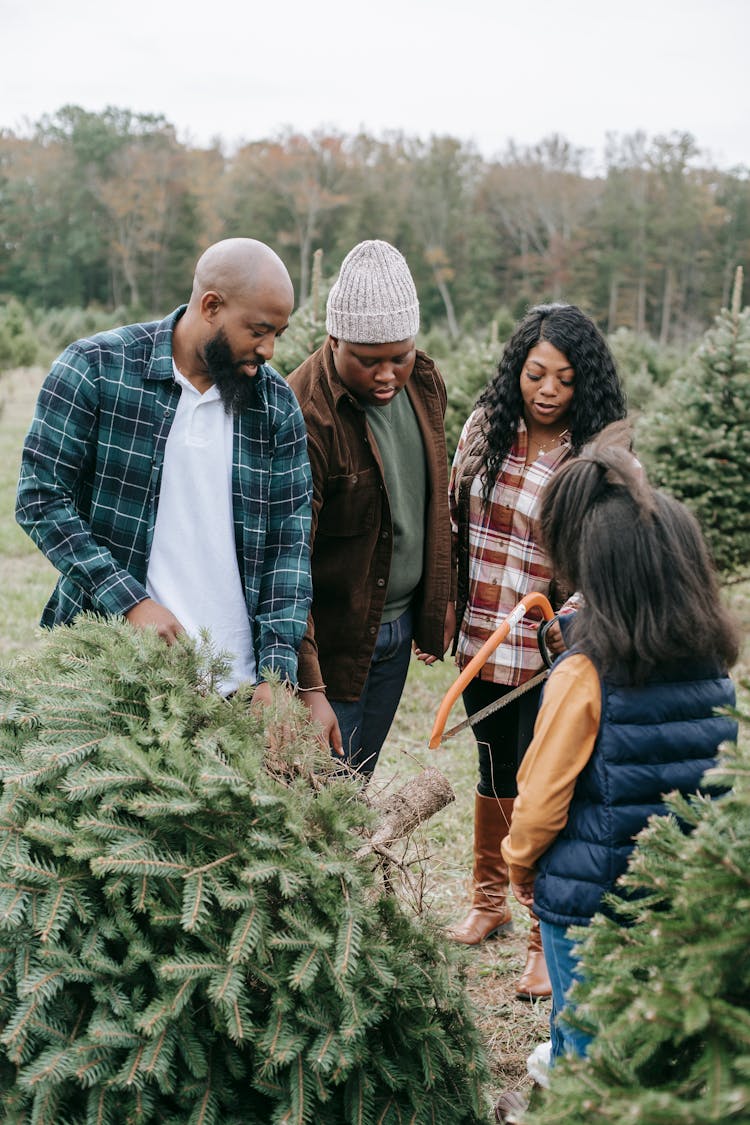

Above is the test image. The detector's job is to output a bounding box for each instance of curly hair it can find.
[540,421,739,683]
[475,303,627,502]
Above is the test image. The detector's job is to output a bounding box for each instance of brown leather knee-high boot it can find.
[515,911,552,999]
[447,792,515,945]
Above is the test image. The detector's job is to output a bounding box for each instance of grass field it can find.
[2,366,747,1110]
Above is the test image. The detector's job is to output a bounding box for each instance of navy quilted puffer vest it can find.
[533,653,737,928]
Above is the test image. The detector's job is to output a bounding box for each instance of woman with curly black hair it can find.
[447,303,626,999]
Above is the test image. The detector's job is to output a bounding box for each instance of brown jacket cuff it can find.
[297,638,324,693]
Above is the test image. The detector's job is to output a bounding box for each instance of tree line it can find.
[1,105,748,344]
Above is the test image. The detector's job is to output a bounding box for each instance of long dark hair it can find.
[540,422,739,683]
[476,304,626,502]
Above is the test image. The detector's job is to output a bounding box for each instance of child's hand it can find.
[542,620,566,656]
[510,880,535,909]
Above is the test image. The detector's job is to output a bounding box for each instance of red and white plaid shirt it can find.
[449,411,577,687]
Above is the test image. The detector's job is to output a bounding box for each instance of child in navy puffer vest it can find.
[500,420,739,1065]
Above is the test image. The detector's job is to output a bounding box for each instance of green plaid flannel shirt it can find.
[16,307,312,684]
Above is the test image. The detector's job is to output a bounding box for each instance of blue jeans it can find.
[330,607,413,779]
[540,920,592,1062]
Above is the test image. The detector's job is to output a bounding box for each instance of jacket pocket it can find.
[317,467,379,537]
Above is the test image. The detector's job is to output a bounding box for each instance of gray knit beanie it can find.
[326,240,420,343]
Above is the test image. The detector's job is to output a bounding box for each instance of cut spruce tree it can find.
[526,687,749,1125]
[0,615,490,1125]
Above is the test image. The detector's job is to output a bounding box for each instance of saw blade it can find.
[439,668,549,743]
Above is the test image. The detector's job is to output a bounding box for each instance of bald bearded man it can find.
[16,238,312,706]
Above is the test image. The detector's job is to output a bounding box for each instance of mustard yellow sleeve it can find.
[501,653,601,885]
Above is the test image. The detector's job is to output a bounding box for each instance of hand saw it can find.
[429,592,555,750]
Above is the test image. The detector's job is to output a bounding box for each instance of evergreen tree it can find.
[0,299,38,372]
[272,249,330,378]
[636,272,750,575]
[0,616,490,1124]
[606,326,682,414]
[526,687,749,1125]
[419,320,508,460]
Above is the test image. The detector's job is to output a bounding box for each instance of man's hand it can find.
[250,680,298,754]
[299,690,344,756]
[125,598,184,643]
[249,680,274,711]
[413,601,456,665]
[510,880,536,909]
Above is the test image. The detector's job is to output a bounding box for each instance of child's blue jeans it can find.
[540,919,593,1062]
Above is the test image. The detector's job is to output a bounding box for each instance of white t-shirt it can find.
[146,365,255,693]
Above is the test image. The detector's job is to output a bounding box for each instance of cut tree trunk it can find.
[359,767,455,858]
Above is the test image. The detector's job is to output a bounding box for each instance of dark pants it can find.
[330,607,413,779]
[461,677,543,797]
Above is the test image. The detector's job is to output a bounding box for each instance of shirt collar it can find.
[144,305,187,382]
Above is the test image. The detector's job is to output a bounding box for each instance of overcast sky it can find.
[2,0,748,170]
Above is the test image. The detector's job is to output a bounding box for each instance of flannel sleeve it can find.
[15,347,149,617]
[254,385,313,685]
[294,426,329,692]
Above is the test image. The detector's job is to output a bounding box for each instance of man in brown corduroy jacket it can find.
[287,241,455,777]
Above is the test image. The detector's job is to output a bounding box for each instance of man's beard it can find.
[203,329,260,415]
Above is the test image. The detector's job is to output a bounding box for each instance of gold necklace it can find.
[529,427,569,455]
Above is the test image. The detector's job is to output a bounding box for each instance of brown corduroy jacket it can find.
[287,340,455,701]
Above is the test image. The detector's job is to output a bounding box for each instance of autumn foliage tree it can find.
[2,109,749,343]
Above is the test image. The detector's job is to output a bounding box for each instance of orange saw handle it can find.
[429,591,554,750]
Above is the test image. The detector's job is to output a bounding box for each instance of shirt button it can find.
[368,626,377,635]
[376,578,385,587]
[381,530,390,540]
[351,475,358,484]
